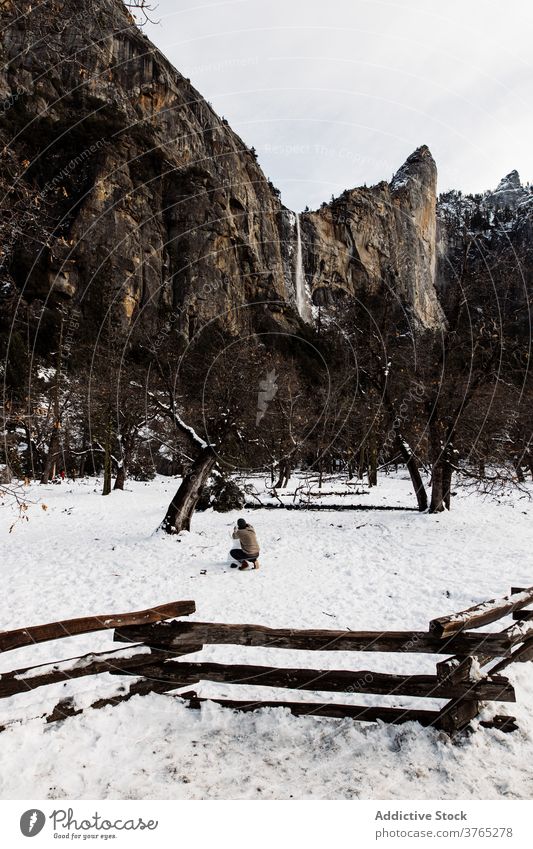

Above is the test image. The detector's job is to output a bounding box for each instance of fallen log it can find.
[243,503,418,512]
[304,491,369,497]
[0,600,195,654]
[114,620,511,657]
[429,586,533,638]
[113,659,515,702]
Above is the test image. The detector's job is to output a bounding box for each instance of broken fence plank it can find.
[480,715,519,733]
[436,698,480,733]
[436,656,475,684]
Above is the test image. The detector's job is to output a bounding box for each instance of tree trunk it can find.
[161,448,216,534]
[429,460,445,513]
[395,434,428,512]
[430,452,453,513]
[357,444,366,480]
[442,459,453,510]
[274,458,291,489]
[40,424,61,484]
[22,422,37,480]
[429,416,454,514]
[368,433,378,487]
[114,433,133,491]
[113,462,126,491]
[102,416,112,496]
[41,312,64,485]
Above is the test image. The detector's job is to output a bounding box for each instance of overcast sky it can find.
[143,0,532,211]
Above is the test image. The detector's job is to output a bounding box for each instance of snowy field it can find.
[1,472,533,800]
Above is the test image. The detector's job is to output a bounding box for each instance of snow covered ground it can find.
[1,472,533,799]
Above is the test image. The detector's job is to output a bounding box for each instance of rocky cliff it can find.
[301,146,443,328]
[0,0,298,341]
[435,170,533,301]
[484,171,530,211]
[0,0,482,347]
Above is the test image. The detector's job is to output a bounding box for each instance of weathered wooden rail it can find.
[0,600,195,653]
[112,620,513,655]
[429,586,533,637]
[1,587,532,735]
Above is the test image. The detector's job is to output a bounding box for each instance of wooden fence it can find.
[1,587,533,735]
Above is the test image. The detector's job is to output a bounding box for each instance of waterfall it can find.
[294,213,311,322]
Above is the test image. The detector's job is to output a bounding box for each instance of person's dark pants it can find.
[230,548,259,563]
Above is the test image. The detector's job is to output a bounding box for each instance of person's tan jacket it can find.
[232,525,260,556]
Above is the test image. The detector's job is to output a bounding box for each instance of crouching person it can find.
[230,518,260,571]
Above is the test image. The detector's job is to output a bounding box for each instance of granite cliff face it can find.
[300,146,443,328]
[0,0,456,343]
[0,0,298,340]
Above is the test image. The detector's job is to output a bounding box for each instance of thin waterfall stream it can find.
[294,213,312,322]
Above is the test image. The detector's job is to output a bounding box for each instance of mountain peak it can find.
[410,144,434,161]
[390,145,437,194]
[485,169,527,209]
[495,170,521,192]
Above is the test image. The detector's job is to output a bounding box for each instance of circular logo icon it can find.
[20,810,46,837]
